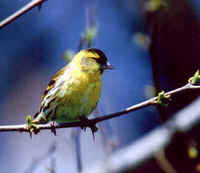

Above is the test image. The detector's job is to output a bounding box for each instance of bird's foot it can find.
[26,115,40,137]
[50,121,57,136]
[79,116,98,139]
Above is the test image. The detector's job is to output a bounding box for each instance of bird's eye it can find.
[91,57,98,61]
[91,57,101,64]
[92,57,107,66]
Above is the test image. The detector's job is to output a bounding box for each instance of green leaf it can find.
[188,146,198,159]
[145,0,168,12]
[157,91,171,107]
[26,115,32,126]
[188,70,200,85]
[84,27,97,44]
[26,115,39,134]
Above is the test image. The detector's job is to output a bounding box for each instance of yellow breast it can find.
[55,67,102,122]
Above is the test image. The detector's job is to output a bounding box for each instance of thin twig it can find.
[82,96,200,173]
[0,0,46,29]
[0,83,199,133]
[73,0,97,171]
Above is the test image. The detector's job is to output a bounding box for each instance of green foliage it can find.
[157,91,171,107]
[63,50,75,62]
[26,115,33,126]
[26,115,38,134]
[188,146,198,159]
[83,27,97,46]
[188,70,200,85]
[145,0,168,12]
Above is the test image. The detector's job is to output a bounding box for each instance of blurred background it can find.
[0,0,199,172]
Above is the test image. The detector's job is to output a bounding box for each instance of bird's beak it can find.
[105,62,114,70]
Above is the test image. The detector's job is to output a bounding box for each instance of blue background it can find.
[2,0,198,172]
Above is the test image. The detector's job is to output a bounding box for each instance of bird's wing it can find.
[41,65,68,102]
[34,65,69,118]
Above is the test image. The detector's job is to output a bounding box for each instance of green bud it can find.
[26,115,32,126]
[145,0,168,12]
[26,115,38,134]
[84,27,97,44]
[188,70,200,85]
[188,146,198,159]
[157,91,171,107]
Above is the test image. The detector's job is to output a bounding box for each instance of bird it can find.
[31,48,113,134]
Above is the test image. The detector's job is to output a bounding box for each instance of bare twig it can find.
[82,97,200,173]
[73,0,97,171]
[77,0,97,51]
[0,0,47,29]
[0,83,199,133]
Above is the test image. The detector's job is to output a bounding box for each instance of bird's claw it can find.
[50,122,57,136]
[26,115,40,137]
[79,116,98,139]
[91,125,98,140]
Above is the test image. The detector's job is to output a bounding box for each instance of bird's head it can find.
[73,48,113,74]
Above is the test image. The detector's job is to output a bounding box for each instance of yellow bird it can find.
[32,48,112,127]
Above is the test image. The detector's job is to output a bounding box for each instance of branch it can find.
[0,0,46,29]
[0,83,199,133]
[82,96,200,173]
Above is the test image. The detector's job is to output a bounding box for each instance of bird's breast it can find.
[55,70,102,122]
